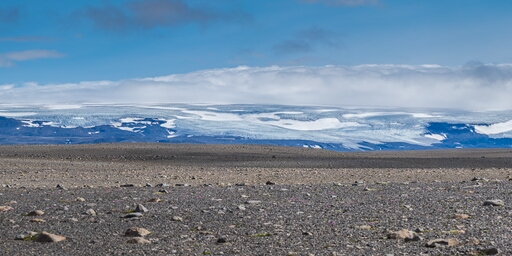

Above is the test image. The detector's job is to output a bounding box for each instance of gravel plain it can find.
[1,143,512,255]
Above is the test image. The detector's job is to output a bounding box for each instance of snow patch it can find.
[474,120,512,135]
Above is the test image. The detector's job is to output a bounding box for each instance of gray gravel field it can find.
[1,144,512,255]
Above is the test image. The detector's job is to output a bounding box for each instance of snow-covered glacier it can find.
[0,104,511,151]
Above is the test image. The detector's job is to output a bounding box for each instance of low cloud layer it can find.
[81,0,249,31]
[0,50,64,67]
[1,64,512,111]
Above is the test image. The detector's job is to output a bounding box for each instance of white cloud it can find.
[1,64,512,111]
[0,50,64,67]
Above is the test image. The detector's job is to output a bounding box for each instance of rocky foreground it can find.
[1,144,512,255]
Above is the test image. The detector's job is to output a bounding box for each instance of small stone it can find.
[425,238,459,248]
[125,227,151,237]
[56,184,66,190]
[120,184,135,187]
[0,205,14,212]
[172,216,183,222]
[302,232,313,236]
[265,181,276,185]
[237,205,246,211]
[387,229,414,240]
[85,209,96,216]
[35,231,66,243]
[404,235,423,242]
[155,183,169,187]
[134,204,148,213]
[121,212,143,218]
[126,237,151,244]
[235,183,246,186]
[454,213,470,219]
[245,200,261,205]
[217,237,227,243]
[467,237,480,245]
[355,225,371,230]
[147,198,162,203]
[76,197,86,202]
[471,177,489,182]
[30,218,46,223]
[26,210,44,216]
[480,248,499,255]
[483,199,504,206]
[15,231,38,240]
[158,189,169,193]
[144,183,153,187]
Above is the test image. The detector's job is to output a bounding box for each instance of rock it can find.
[30,218,46,223]
[245,200,262,205]
[480,248,500,255]
[217,237,227,243]
[483,199,504,206]
[134,204,148,213]
[175,183,190,187]
[352,180,364,186]
[15,231,38,240]
[237,205,246,211]
[56,184,66,190]
[155,183,169,187]
[0,205,14,212]
[126,237,151,244]
[355,225,372,230]
[265,181,276,185]
[144,183,153,187]
[120,184,135,187]
[425,238,459,248]
[302,232,313,236]
[171,216,183,222]
[85,209,96,216]
[121,212,143,218]
[466,237,480,245]
[158,189,169,193]
[404,235,423,242]
[125,227,151,237]
[454,213,470,219]
[76,197,86,202]
[26,210,44,216]
[147,198,162,202]
[387,229,414,240]
[35,231,66,243]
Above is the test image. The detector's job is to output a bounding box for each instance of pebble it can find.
[125,227,151,237]
[56,184,66,190]
[30,218,46,223]
[480,248,500,255]
[26,210,44,216]
[121,212,143,218]
[85,209,97,216]
[175,183,190,187]
[172,216,183,222]
[266,181,276,185]
[35,231,66,243]
[76,197,86,202]
[245,200,262,205]
[454,213,470,219]
[217,237,227,243]
[155,183,169,187]
[120,184,135,187]
[483,199,504,206]
[387,229,414,240]
[425,238,459,248]
[147,198,162,202]
[15,231,38,240]
[134,204,149,213]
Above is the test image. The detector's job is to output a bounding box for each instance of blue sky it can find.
[1,0,512,110]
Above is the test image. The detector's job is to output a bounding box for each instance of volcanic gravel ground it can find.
[1,144,512,255]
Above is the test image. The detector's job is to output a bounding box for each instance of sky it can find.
[1,0,512,110]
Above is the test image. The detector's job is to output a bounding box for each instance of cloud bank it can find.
[81,0,249,31]
[1,64,512,111]
[0,50,64,67]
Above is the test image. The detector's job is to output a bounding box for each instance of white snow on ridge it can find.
[44,104,82,110]
[343,112,439,119]
[0,112,37,117]
[424,133,446,141]
[474,120,512,135]
[262,118,364,131]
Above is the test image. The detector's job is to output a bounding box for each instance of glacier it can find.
[0,103,511,151]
